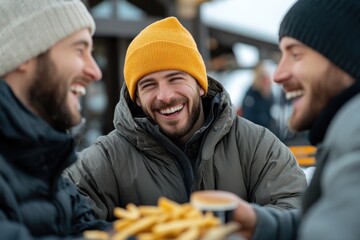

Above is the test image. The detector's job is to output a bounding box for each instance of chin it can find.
[68,112,82,127]
[73,117,83,126]
[290,121,311,133]
[289,119,302,133]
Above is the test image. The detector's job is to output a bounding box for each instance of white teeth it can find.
[286,90,304,100]
[160,105,183,115]
[70,85,86,96]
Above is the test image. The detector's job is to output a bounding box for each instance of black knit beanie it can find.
[279,0,360,79]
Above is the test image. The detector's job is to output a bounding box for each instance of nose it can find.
[84,55,102,81]
[273,57,290,84]
[156,82,174,103]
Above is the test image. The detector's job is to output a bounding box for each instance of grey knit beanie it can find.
[279,0,360,79]
[0,0,95,77]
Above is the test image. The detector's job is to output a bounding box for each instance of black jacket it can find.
[0,80,110,239]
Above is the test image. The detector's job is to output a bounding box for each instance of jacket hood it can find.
[113,76,237,153]
[0,81,76,181]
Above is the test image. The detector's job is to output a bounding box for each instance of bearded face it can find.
[136,70,206,144]
[29,52,76,131]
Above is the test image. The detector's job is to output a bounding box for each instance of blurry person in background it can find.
[232,0,360,239]
[0,0,110,239]
[242,61,277,134]
[65,17,307,221]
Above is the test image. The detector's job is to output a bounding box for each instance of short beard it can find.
[165,101,201,142]
[29,52,72,131]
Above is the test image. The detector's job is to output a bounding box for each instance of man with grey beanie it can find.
[0,0,110,239]
[231,0,360,239]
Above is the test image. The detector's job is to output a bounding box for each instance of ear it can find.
[199,87,205,97]
[16,58,36,73]
[135,96,141,107]
[2,58,36,83]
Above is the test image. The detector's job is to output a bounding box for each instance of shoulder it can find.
[80,130,130,157]
[320,94,360,190]
[228,117,288,155]
[233,117,271,140]
[325,94,360,151]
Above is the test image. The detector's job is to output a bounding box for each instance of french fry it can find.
[113,204,140,220]
[83,230,110,240]
[110,197,224,240]
[184,207,203,219]
[136,232,159,240]
[203,211,221,226]
[126,203,140,215]
[152,218,212,236]
[113,218,134,231]
[158,197,181,213]
[155,212,171,224]
[177,227,200,240]
[138,205,164,216]
[111,215,157,240]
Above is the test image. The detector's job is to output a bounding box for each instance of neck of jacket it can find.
[113,76,234,197]
[303,80,360,214]
[0,80,76,186]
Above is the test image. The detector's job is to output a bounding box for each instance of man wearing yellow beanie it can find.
[124,17,208,102]
[66,17,307,221]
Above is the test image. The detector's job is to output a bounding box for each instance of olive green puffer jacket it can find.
[65,77,307,220]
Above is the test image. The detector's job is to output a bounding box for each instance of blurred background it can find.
[74,0,310,151]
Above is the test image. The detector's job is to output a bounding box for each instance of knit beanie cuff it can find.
[124,17,208,101]
[0,0,95,77]
[279,0,360,79]
[125,41,207,101]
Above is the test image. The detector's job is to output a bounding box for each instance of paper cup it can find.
[190,190,239,224]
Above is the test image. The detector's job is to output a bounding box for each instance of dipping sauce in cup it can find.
[190,190,239,224]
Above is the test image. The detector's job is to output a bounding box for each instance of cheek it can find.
[137,94,153,110]
[59,59,83,76]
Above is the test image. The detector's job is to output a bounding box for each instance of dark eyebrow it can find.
[71,40,90,48]
[70,39,95,52]
[138,71,187,86]
[138,78,154,87]
[165,71,187,78]
[284,42,302,51]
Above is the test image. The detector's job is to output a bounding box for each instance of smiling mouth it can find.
[70,85,86,96]
[159,104,184,115]
[286,90,304,100]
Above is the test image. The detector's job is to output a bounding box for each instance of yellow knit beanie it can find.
[124,16,208,101]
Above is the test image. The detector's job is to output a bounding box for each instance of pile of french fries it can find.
[83,197,239,240]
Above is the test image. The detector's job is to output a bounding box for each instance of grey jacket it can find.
[65,77,307,220]
[253,82,360,240]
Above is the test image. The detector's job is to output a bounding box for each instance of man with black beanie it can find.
[231,0,360,239]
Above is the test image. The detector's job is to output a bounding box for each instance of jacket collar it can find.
[0,80,76,181]
[309,80,360,145]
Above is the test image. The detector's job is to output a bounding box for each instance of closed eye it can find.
[291,51,303,61]
[76,47,85,56]
[138,80,157,91]
[169,77,185,82]
[142,83,155,89]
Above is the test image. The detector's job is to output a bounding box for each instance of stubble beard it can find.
[153,97,202,142]
[167,103,200,142]
[29,52,74,131]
